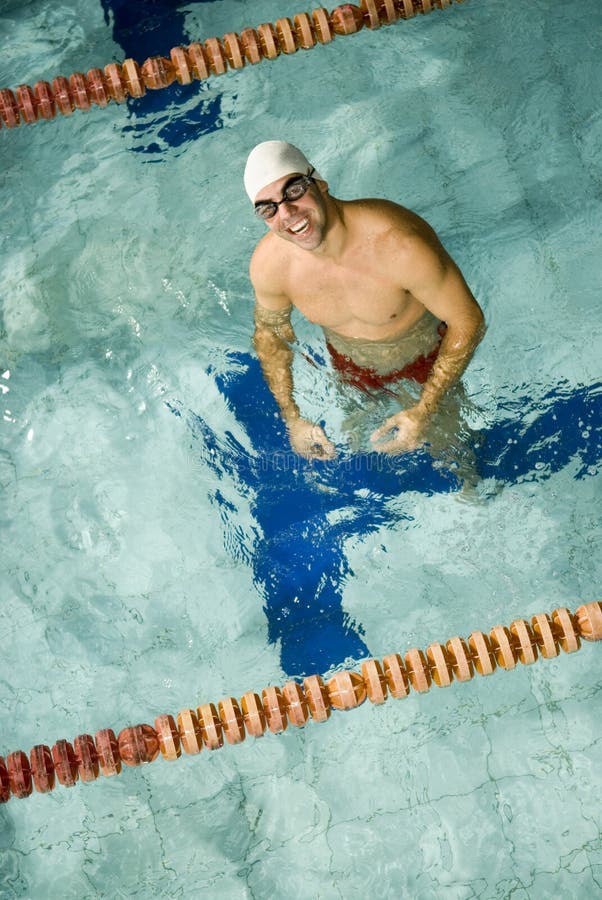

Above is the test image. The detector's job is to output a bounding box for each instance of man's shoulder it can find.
[250,232,285,275]
[346,197,422,232]
[346,198,438,255]
[249,232,291,297]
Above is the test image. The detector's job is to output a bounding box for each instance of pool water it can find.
[1,0,601,896]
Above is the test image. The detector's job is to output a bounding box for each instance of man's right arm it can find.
[252,301,301,426]
[250,249,336,460]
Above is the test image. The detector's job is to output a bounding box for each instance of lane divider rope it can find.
[0,1,464,130]
[1,601,600,802]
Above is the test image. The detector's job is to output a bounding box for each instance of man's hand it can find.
[287,418,337,460]
[370,406,430,454]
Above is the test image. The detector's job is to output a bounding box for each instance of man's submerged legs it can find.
[332,361,484,488]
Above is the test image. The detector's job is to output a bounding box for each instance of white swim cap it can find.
[244,140,323,202]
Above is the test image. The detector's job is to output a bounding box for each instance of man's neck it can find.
[311,197,349,260]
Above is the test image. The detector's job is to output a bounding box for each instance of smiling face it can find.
[254,173,330,251]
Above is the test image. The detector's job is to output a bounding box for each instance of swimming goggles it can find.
[254,169,316,220]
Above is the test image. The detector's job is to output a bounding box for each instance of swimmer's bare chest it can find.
[285,264,426,341]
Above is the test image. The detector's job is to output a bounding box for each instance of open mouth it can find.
[287,217,310,236]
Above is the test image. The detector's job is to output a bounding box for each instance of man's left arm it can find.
[371,232,485,452]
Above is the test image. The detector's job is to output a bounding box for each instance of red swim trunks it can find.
[327,323,447,392]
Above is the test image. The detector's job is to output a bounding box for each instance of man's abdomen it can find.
[322,309,443,377]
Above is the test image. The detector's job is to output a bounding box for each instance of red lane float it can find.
[0,0,463,130]
[52,740,79,787]
[0,601,600,804]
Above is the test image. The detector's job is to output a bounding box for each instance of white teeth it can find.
[289,218,309,234]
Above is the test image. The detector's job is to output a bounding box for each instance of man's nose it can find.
[278,199,298,220]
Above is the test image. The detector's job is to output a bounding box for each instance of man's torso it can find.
[255,199,444,372]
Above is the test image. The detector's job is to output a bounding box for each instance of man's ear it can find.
[315,178,329,194]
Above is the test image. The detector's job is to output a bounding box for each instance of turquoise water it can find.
[1,0,601,896]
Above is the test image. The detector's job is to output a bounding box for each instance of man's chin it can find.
[283,227,322,251]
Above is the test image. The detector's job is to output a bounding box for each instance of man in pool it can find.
[246,140,485,460]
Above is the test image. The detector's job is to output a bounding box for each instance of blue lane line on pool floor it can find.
[101,0,224,151]
[171,353,601,677]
